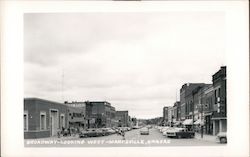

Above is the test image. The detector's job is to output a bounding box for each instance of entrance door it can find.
[50,110,59,136]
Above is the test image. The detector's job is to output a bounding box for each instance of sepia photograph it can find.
[1,1,249,157]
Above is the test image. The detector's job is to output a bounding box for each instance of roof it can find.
[24,97,64,106]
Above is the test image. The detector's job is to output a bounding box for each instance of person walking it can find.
[121,130,125,140]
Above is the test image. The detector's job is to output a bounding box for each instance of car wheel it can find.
[177,135,182,139]
[220,137,227,143]
[190,134,194,138]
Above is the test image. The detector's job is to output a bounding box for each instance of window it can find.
[60,114,65,128]
[24,111,28,131]
[40,111,46,130]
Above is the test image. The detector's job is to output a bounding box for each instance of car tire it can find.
[190,134,194,138]
[177,135,182,139]
[220,137,227,143]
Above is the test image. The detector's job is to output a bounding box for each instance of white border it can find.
[1,1,249,157]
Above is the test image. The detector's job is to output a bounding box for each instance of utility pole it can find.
[201,103,204,138]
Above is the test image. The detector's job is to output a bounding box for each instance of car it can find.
[161,127,171,136]
[166,128,195,138]
[79,128,104,138]
[216,132,227,143]
[160,126,169,133]
[140,127,149,135]
[146,125,152,129]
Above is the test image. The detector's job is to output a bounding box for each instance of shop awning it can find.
[194,119,204,125]
[182,119,193,125]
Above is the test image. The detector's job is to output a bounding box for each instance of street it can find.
[25,128,223,147]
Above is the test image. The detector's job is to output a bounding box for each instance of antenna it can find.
[61,68,64,102]
[176,89,177,101]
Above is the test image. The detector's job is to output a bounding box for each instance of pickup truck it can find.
[166,128,195,138]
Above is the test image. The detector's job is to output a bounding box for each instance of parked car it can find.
[162,127,171,136]
[166,128,195,138]
[160,126,169,133]
[216,132,227,143]
[140,127,149,135]
[79,128,103,138]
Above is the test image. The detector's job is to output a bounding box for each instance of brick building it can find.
[65,101,86,130]
[85,101,116,128]
[211,66,227,135]
[162,106,169,125]
[116,111,129,127]
[24,98,69,139]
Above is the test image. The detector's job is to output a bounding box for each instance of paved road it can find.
[25,128,223,147]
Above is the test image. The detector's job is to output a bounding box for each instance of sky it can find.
[24,12,226,119]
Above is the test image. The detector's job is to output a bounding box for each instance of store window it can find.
[24,111,28,131]
[40,111,46,130]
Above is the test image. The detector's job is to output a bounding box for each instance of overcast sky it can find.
[24,12,226,119]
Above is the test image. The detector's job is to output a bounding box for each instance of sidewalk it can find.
[195,133,217,143]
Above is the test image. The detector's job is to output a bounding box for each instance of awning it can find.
[194,119,204,125]
[182,119,193,125]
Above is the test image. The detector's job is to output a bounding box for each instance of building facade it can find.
[65,101,86,130]
[85,101,116,128]
[211,66,227,135]
[116,111,129,127]
[162,106,169,125]
[24,98,69,139]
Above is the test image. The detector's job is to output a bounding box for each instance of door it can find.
[50,110,59,136]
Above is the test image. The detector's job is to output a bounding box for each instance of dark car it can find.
[166,128,195,138]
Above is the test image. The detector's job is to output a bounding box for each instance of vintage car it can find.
[140,127,149,135]
[166,128,195,138]
[216,132,227,143]
[162,127,171,136]
[101,128,116,135]
[79,128,104,138]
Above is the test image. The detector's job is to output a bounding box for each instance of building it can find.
[24,98,69,139]
[65,101,86,130]
[202,84,214,135]
[85,101,116,128]
[211,66,227,135]
[172,101,181,125]
[116,111,129,127]
[180,83,204,122]
[168,107,174,126]
[162,106,169,125]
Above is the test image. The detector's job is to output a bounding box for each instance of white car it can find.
[162,127,171,136]
[160,126,169,133]
[216,132,227,143]
[140,127,149,135]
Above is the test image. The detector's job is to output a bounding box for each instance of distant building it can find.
[85,101,116,128]
[116,111,129,127]
[163,106,169,125]
[173,101,180,122]
[180,83,206,121]
[64,101,86,129]
[24,98,69,139]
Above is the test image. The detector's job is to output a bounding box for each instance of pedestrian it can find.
[121,130,125,140]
